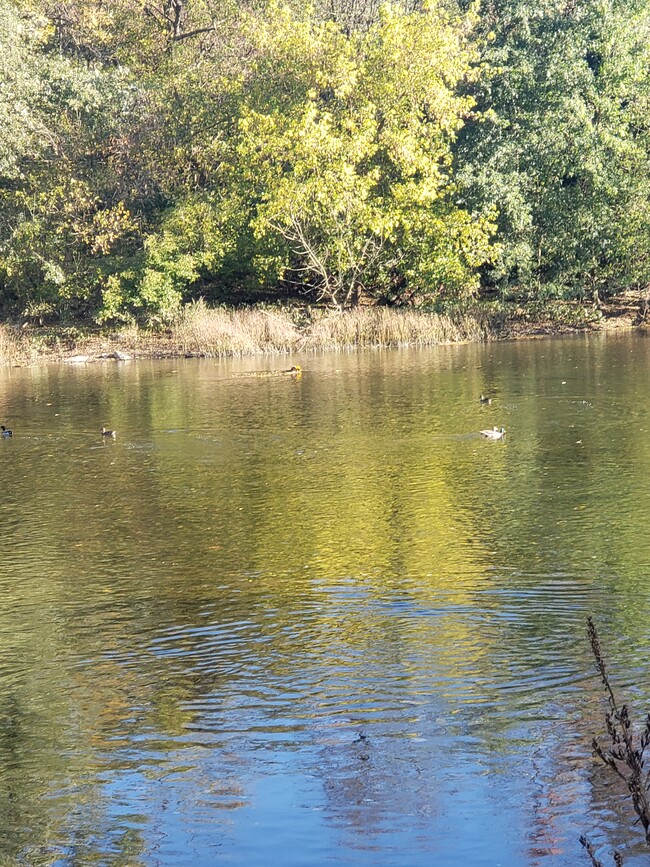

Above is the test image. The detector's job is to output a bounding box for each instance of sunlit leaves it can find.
[232,1,494,306]
[0,1,50,177]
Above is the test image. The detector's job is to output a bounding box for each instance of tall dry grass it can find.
[172,300,496,356]
[0,324,25,364]
[173,301,300,356]
[0,297,600,363]
[299,306,492,350]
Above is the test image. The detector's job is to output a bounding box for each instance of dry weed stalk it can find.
[579,835,624,867]
[581,617,650,866]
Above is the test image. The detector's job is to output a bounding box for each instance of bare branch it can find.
[579,836,607,867]
[172,25,217,42]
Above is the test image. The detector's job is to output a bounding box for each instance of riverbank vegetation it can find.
[2,0,650,329]
[0,296,618,363]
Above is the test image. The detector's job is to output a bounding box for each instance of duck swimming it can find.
[100,426,116,438]
[480,426,506,439]
[1,425,12,437]
[479,394,492,405]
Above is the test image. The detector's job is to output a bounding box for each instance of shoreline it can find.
[0,294,644,366]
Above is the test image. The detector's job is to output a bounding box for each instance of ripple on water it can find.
[1,343,650,865]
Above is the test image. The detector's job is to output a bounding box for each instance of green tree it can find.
[0,1,51,178]
[456,0,650,302]
[0,51,147,320]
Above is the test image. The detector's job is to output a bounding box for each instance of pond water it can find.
[1,333,650,866]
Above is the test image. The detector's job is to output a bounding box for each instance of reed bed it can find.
[171,300,497,357]
[173,301,300,356]
[0,296,605,364]
[299,306,491,350]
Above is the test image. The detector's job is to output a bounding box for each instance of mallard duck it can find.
[1,425,12,437]
[480,426,506,439]
[479,394,492,405]
[100,426,116,438]
[286,365,302,374]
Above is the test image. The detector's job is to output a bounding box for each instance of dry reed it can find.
[173,300,300,356]
[171,300,494,357]
[298,306,489,349]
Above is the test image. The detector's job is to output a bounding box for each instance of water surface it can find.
[1,334,650,865]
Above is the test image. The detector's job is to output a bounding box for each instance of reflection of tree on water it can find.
[524,716,591,863]
[0,690,149,864]
[0,693,44,859]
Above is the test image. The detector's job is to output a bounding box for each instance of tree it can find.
[228,1,494,307]
[455,0,650,302]
[1,0,495,321]
[0,1,52,178]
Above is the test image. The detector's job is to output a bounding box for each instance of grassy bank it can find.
[0,295,640,366]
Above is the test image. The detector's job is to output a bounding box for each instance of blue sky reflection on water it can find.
[97,735,530,865]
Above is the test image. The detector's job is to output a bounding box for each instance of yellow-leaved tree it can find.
[232,1,495,307]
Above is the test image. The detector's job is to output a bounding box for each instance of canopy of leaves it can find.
[1,0,650,322]
[455,0,650,300]
[229,1,494,307]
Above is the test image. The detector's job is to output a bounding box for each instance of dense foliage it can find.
[1,0,650,322]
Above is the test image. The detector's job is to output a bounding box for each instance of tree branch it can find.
[172,25,217,42]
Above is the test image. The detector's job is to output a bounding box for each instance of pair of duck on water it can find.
[7,424,504,441]
[479,395,505,439]
[5,422,505,441]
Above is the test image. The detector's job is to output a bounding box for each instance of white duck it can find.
[480,426,506,440]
